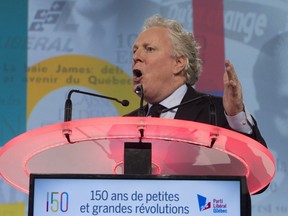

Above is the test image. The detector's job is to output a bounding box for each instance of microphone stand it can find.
[63,89,129,143]
[208,95,218,148]
[124,84,151,175]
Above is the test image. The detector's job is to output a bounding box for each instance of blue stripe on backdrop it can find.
[0,1,27,147]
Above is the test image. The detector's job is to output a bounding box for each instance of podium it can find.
[0,117,275,195]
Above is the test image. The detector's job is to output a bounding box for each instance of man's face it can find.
[132,27,184,104]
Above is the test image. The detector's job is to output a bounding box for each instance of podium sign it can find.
[28,174,248,216]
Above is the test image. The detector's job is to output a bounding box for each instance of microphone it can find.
[134,85,142,94]
[133,69,144,117]
[160,94,218,147]
[135,85,145,117]
[63,89,129,143]
[64,89,129,122]
[160,95,210,114]
[160,94,218,126]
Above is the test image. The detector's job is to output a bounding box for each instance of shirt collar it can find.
[148,84,187,110]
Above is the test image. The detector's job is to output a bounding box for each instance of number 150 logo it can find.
[46,192,69,212]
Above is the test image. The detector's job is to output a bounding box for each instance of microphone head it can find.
[121,100,130,107]
[134,85,143,94]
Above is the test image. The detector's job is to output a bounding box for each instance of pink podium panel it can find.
[0,117,275,194]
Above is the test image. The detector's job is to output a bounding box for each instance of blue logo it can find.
[197,194,211,211]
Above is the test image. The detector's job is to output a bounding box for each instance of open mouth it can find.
[133,69,142,78]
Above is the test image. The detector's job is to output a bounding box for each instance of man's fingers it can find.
[225,60,240,87]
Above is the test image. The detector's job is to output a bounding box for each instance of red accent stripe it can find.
[193,0,225,92]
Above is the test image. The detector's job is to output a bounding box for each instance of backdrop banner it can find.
[1,1,287,216]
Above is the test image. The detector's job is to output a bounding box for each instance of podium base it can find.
[124,142,151,174]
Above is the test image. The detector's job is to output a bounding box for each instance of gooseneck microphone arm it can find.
[160,95,210,114]
[63,89,129,143]
[64,89,129,122]
[160,95,218,127]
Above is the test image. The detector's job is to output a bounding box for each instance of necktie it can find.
[148,104,166,117]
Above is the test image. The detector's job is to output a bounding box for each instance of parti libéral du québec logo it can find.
[197,194,228,214]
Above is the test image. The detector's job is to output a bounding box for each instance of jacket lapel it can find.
[174,84,208,121]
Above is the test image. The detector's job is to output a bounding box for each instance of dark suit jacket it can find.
[126,84,266,147]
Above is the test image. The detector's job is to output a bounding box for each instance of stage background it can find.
[1,0,287,215]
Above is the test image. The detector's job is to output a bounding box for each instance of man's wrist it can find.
[225,107,254,134]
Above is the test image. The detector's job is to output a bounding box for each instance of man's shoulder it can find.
[185,85,223,104]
